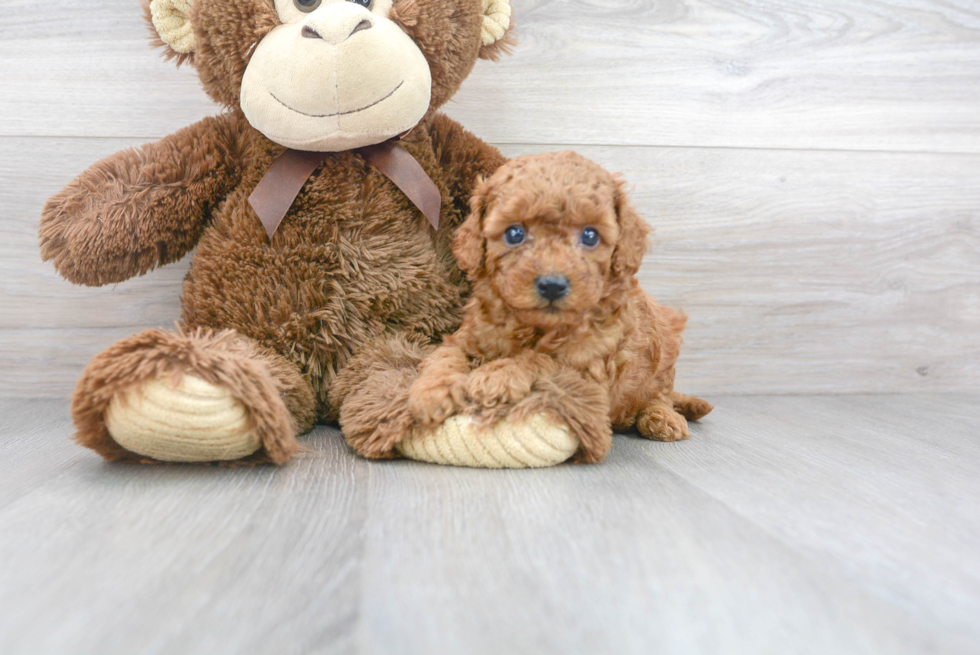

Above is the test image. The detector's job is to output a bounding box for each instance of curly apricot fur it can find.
[411,152,712,458]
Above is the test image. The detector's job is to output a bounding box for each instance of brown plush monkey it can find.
[39,0,579,466]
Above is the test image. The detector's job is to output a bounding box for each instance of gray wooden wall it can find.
[1,0,978,398]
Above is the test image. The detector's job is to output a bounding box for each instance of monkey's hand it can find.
[39,114,243,287]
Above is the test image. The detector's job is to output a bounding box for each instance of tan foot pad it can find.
[396,413,578,469]
[105,375,261,462]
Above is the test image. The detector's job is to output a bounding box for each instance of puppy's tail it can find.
[670,391,713,421]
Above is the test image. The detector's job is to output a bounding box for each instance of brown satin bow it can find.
[248,140,442,239]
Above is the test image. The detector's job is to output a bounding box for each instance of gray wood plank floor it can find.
[2,395,978,655]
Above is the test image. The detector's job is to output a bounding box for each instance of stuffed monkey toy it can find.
[39,0,581,467]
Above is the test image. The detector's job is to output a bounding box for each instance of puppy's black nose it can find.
[536,275,570,302]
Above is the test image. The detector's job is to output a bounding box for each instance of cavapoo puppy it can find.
[408,151,711,462]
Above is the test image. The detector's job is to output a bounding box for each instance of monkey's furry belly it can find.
[179,199,466,393]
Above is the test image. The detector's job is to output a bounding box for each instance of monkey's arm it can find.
[39,113,245,287]
[429,113,508,218]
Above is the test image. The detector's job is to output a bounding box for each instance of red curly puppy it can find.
[408,152,712,462]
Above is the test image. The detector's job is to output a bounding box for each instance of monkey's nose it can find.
[302,19,373,43]
[349,19,373,36]
[536,275,570,302]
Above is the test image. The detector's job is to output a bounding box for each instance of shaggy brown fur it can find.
[408,152,712,462]
[40,0,513,462]
[328,333,431,459]
[72,327,315,465]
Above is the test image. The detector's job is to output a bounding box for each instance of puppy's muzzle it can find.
[535,275,570,302]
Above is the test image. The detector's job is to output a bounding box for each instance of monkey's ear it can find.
[453,177,492,277]
[479,0,515,61]
[144,0,196,61]
[611,178,652,278]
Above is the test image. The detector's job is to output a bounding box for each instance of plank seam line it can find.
[3,134,979,158]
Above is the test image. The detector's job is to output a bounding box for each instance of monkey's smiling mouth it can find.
[270,81,404,118]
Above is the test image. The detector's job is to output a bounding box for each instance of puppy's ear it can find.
[454,177,491,277]
[611,178,651,277]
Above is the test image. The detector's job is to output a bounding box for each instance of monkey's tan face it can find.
[241,0,432,151]
[482,191,621,329]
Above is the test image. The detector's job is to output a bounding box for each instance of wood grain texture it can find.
[4,3,978,652]
[4,137,978,396]
[2,0,978,393]
[1,395,978,654]
[0,404,369,655]
[1,0,979,152]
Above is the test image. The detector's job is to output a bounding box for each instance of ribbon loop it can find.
[248,142,442,240]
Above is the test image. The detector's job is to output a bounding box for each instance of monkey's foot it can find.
[396,413,579,469]
[72,328,313,465]
[106,374,261,463]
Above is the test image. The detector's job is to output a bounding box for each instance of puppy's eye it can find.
[580,227,601,249]
[504,225,526,246]
[348,0,372,7]
[294,0,322,11]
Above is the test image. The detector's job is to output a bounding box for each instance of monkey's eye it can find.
[294,0,322,12]
[580,227,601,249]
[504,225,526,246]
[348,0,372,7]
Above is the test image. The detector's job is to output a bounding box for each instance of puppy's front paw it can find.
[637,404,690,442]
[408,375,466,425]
[465,360,533,409]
